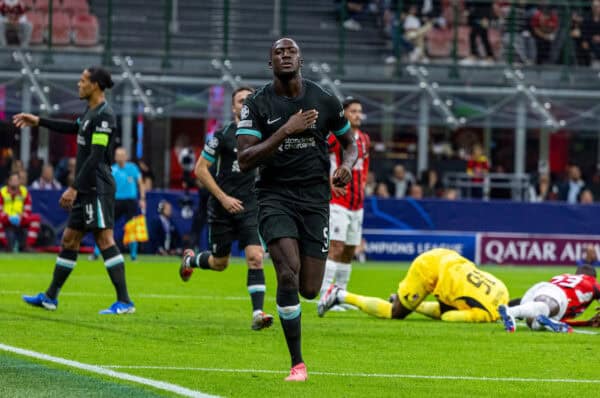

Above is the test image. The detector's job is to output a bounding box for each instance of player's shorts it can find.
[396,255,432,311]
[329,204,363,246]
[257,188,330,260]
[115,199,138,222]
[521,282,568,321]
[67,193,114,231]
[209,210,260,257]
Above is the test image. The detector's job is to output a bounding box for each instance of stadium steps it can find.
[89,0,389,66]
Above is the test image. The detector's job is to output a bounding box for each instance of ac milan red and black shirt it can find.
[550,273,600,320]
[328,129,370,210]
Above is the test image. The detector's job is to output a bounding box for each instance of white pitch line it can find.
[0,343,219,398]
[103,365,600,384]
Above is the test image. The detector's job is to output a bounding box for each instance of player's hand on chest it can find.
[263,103,325,136]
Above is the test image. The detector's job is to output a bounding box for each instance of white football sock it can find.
[320,259,339,296]
[334,262,352,290]
[507,301,550,319]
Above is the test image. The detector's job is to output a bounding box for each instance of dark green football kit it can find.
[236,79,350,259]
[201,121,260,257]
[40,102,118,231]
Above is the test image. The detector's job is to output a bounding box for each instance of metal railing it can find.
[443,172,531,201]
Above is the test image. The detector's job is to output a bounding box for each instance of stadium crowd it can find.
[337,0,600,66]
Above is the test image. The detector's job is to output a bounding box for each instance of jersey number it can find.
[551,275,584,289]
[466,270,496,295]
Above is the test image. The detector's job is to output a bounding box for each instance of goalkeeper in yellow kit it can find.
[318,248,509,322]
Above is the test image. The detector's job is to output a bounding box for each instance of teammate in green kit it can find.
[236,38,358,381]
[17,67,134,315]
[179,86,274,331]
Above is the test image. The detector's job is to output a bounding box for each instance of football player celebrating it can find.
[319,248,509,322]
[236,38,356,381]
[498,265,600,333]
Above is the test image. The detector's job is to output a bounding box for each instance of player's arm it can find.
[328,97,357,187]
[333,130,357,187]
[237,109,318,172]
[62,115,112,209]
[195,138,244,214]
[13,113,78,135]
[328,135,346,197]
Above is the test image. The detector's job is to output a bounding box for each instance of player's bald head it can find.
[271,38,301,57]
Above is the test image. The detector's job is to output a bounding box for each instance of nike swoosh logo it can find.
[267,117,281,125]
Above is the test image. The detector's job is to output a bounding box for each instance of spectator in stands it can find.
[0,0,31,48]
[527,173,556,202]
[27,155,42,185]
[31,164,61,190]
[466,143,489,199]
[443,188,459,200]
[587,171,600,202]
[0,171,40,251]
[419,0,444,28]
[577,245,600,268]
[11,158,23,174]
[579,188,594,205]
[420,168,442,198]
[150,199,183,255]
[365,171,377,196]
[386,164,414,198]
[558,165,585,204]
[500,0,536,65]
[464,0,495,64]
[383,4,416,64]
[408,183,423,199]
[582,0,600,65]
[403,4,432,63]
[375,182,390,198]
[570,10,590,66]
[56,157,76,187]
[337,0,368,31]
[530,4,559,64]
[17,169,26,186]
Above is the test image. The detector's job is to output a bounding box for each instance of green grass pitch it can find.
[0,254,598,397]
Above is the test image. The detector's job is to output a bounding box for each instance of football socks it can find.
[342,292,392,319]
[102,246,131,303]
[277,287,303,367]
[46,249,78,299]
[247,268,266,313]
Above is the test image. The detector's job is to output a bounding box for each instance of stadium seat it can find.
[34,0,49,13]
[488,27,502,57]
[426,28,452,58]
[26,12,45,44]
[21,0,35,9]
[72,13,98,46]
[60,0,89,16]
[457,25,470,58]
[47,11,70,45]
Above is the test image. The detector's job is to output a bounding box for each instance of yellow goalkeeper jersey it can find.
[397,248,509,319]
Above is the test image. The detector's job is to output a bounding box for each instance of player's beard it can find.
[274,68,300,82]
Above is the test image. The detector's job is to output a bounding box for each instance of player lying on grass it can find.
[498,265,600,333]
[319,248,509,322]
